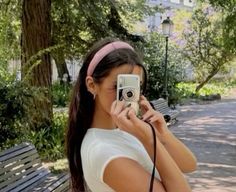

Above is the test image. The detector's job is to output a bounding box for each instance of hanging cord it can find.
[145,121,157,192]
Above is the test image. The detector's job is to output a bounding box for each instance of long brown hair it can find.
[66,38,147,191]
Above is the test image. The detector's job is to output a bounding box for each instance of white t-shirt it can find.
[81,128,160,192]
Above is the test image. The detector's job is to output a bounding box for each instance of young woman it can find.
[66,38,197,192]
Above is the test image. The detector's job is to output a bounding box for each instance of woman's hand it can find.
[110,100,152,142]
[139,96,170,142]
[140,96,197,172]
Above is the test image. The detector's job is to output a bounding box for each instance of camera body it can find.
[117,74,140,115]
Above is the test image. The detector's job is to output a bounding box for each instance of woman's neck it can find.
[91,109,116,130]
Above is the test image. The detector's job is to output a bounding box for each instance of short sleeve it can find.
[86,142,136,183]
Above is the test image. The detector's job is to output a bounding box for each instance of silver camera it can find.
[117,74,140,115]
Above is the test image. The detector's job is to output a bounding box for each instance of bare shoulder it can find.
[103,157,166,192]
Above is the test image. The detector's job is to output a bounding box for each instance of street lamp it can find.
[161,17,174,101]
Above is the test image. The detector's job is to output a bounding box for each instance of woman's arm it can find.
[108,101,191,192]
[140,96,197,173]
[158,130,197,173]
[140,133,192,192]
[104,157,166,192]
[103,135,191,192]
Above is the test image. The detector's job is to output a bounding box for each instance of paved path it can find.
[171,99,236,192]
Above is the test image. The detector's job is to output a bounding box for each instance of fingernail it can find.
[126,103,131,108]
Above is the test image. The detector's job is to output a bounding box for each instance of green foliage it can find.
[116,0,163,30]
[51,0,161,59]
[182,3,235,90]
[26,112,67,160]
[52,81,72,107]
[0,1,21,66]
[0,67,51,146]
[200,0,236,54]
[0,74,35,145]
[177,82,232,99]
[0,69,66,160]
[228,79,236,88]
[1,112,68,161]
[142,33,186,105]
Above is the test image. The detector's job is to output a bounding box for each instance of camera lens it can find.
[126,91,133,98]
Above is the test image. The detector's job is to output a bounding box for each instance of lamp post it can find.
[161,17,174,101]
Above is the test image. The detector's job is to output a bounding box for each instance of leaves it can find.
[142,32,186,104]
[0,71,46,145]
[182,3,234,88]
[200,0,236,54]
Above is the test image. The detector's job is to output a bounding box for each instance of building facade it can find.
[147,0,194,30]
[133,0,195,33]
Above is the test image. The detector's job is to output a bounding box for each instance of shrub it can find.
[176,82,233,101]
[52,81,71,107]
[0,67,49,149]
[26,112,67,160]
[0,68,67,160]
[0,75,37,146]
[1,111,68,161]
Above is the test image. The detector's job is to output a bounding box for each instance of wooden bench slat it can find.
[0,148,39,169]
[0,156,41,183]
[11,169,50,192]
[150,98,180,124]
[32,173,70,192]
[0,143,35,162]
[0,149,38,168]
[23,173,70,192]
[0,143,70,192]
[33,174,62,192]
[11,169,49,192]
[0,143,32,158]
[47,173,70,192]
[0,163,43,190]
[0,152,40,175]
[53,181,70,192]
[2,169,49,192]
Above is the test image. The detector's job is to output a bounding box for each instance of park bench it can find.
[150,98,180,125]
[0,142,70,192]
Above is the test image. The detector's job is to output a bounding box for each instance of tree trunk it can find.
[195,68,220,93]
[53,50,71,84]
[21,0,52,130]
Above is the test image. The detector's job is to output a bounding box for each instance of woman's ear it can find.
[85,76,97,95]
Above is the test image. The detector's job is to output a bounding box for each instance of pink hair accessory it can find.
[87,41,134,76]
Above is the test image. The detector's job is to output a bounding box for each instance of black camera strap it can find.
[146,122,157,192]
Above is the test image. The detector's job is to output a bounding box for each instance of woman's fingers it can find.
[140,95,148,101]
[111,102,153,140]
[116,107,135,131]
[128,109,142,127]
[141,110,154,122]
[111,100,125,116]
[148,114,163,123]
[139,98,153,112]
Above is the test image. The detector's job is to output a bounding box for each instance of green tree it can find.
[0,0,21,69]
[143,33,185,105]
[50,0,160,82]
[1,0,160,84]
[183,4,235,92]
[201,0,236,54]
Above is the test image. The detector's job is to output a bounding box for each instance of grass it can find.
[43,158,69,174]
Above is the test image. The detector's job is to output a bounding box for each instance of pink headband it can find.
[87,41,134,76]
